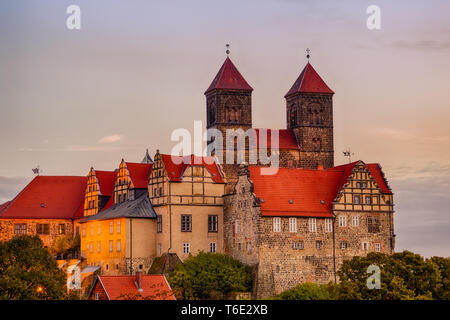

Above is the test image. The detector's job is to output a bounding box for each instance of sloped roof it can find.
[205,57,253,94]
[125,162,152,189]
[95,170,117,196]
[253,129,299,150]
[80,192,156,222]
[93,275,175,300]
[249,166,341,217]
[0,201,11,214]
[160,154,224,183]
[0,176,86,219]
[141,149,153,164]
[328,161,392,195]
[285,62,334,96]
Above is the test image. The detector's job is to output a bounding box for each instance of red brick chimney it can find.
[135,271,143,292]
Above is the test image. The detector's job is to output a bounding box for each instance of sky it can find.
[0,0,449,257]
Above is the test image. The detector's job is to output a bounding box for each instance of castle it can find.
[0,54,395,298]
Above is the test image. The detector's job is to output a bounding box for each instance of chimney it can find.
[317,164,324,170]
[135,271,143,292]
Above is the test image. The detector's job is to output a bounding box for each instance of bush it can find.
[271,282,333,300]
[167,252,252,299]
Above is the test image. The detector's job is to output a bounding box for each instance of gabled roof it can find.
[253,129,299,150]
[328,161,392,195]
[205,57,253,94]
[95,170,117,196]
[249,166,341,217]
[160,154,225,183]
[125,162,152,189]
[81,192,156,222]
[0,176,87,219]
[285,62,334,96]
[91,275,175,300]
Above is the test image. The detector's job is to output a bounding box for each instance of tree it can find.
[271,282,332,300]
[167,252,252,299]
[337,251,444,300]
[49,234,80,259]
[0,235,67,300]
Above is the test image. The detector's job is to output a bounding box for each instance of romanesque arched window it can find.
[312,137,321,152]
[289,108,297,127]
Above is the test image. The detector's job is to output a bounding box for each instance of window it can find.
[94,293,100,300]
[109,222,114,234]
[159,187,163,196]
[97,241,101,253]
[157,243,162,255]
[365,196,372,205]
[352,216,359,227]
[293,240,304,250]
[210,242,216,253]
[82,225,86,237]
[316,240,322,250]
[354,195,361,204]
[368,216,380,233]
[208,215,218,232]
[117,221,121,234]
[356,182,361,188]
[14,223,26,235]
[109,240,113,252]
[362,242,369,251]
[36,224,49,235]
[325,219,333,233]
[90,225,94,236]
[298,240,304,250]
[183,242,190,254]
[339,216,347,227]
[309,218,317,232]
[289,218,297,233]
[375,243,381,252]
[181,215,192,232]
[89,242,94,253]
[362,182,367,188]
[157,215,162,233]
[116,240,121,252]
[97,224,101,235]
[235,219,240,234]
[273,217,281,232]
[75,226,79,235]
[340,241,348,250]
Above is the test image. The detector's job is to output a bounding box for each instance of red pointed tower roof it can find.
[285,62,334,97]
[205,57,253,94]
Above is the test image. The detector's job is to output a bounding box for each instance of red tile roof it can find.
[253,129,299,150]
[161,154,224,183]
[328,161,392,194]
[366,163,392,194]
[205,57,253,93]
[0,176,87,219]
[0,201,12,214]
[285,62,334,96]
[95,170,117,196]
[125,162,152,189]
[249,166,341,217]
[95,275,175,300]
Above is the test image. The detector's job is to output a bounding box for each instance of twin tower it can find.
[204,56,335,176]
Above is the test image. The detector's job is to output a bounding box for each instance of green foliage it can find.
[271,251,449,300]
[49,235,80,259]
[337,251,447,300]
[271,282,332,300]
[0,235,67,300]
[167,252,252,299]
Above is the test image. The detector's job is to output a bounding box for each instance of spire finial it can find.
[306,48,310,61]
[226,44,230,56]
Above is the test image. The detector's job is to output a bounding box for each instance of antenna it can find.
[343,149,355,163]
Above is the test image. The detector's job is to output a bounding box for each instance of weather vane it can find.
[343,149,355,163]
[306,48,310,60]
[32,165,41,176]
[226,44,230,56]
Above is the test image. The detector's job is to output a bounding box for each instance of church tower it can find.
[285,59,335,169]
[205,55,253,191]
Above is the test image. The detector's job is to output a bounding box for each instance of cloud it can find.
[392,40,450,50]
[0,176,30,203]
[374,127,450,145]
[98,134,123,144]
